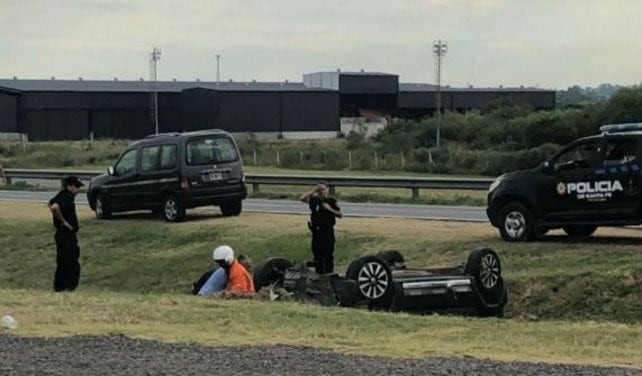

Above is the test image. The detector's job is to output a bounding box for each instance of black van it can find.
[487,123,642,241]
[87,129,247,222]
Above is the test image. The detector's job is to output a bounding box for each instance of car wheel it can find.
[498,202,536,241]
[220,200,242,217]
[253,257,293,292]
[563,225,597,238]
[162,195,185,222]
[95,194,111,220]
[375,250,406,269]
[345,256,393,307]
[330,279,361,307]
[464,248,506,306]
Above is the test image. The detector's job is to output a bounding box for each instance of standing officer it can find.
[48,176,83,292]
[299,181,342,274]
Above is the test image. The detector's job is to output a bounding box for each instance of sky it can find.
[0,0,640,90]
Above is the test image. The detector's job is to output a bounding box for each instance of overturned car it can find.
[253,247,508,317]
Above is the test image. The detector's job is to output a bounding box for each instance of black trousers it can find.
[54,230,80,292]
[311,226,335,274]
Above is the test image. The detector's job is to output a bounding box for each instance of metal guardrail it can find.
[3,168,493,198]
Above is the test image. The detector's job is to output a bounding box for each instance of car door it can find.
[543,139,603,221]
[595,136,641,219]
[137,143,178,209]
[103,148,140,211]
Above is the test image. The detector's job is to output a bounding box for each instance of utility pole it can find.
[150,47,161,134]
[433,40,447,148]
[215,54,221,83]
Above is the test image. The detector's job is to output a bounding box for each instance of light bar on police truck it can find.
[599,123,642,134]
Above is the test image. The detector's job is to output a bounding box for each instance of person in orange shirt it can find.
[212,245,255,294]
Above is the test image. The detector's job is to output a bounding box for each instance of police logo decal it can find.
[556,182,566,196]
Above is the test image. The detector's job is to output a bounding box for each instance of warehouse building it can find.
[0,71,554,140]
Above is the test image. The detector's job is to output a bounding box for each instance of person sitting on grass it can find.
[210,245,255,297]
[196,251,254,296]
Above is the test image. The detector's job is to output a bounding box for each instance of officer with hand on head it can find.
[299,181,342,274]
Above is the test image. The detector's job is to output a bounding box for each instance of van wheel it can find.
[162,195,185,222]
[95,194,111,220]
[220,200,242,216]
[498,202,536,242]
[563,225,597,238]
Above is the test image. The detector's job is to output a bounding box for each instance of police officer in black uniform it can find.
[300,181,342,274]
[48,176,83,292]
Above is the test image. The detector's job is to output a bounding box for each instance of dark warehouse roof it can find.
[399,83,551,92]
[0,79,333,93]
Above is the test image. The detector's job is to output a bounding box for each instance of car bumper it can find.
[179,183,247,208]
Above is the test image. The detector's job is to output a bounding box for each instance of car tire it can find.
[476,280,506,318]
[253,257,293,292]
[345,256,393,308]
[464,247,505,305]
[498,202,536,242]
[94,194,112,220]
[220,200,242,217]
[563,225,597,238]
[375,250,406,269]
[162,195,185,222]
[330,279,361,307]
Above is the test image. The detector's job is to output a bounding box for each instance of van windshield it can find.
[186,137,239,165]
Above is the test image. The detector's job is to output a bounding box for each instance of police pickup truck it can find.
[487,123,642,241]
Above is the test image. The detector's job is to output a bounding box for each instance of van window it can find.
[186,137,239,165]
[160,144,177,170]
[115,149,137,175]
[141,146,160,172]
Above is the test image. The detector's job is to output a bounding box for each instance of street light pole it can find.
[433,40,447,148]
[215,54,221,83]
[150,47,162,134]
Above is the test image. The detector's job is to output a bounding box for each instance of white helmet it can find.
[212,245,234,265]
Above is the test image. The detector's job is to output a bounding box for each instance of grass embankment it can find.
[2,289,641,367]
[0,140,487,206]
[0,202,641,366]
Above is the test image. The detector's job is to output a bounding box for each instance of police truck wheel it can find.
[498,202,536,242]
[345,256,393,306]
[95,194,111,220]
[253,257,293,292]
[563,225,597,238]
[162,195,185,222]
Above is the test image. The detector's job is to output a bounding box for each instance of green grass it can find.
[1,202,640,323]
[1,202,641,367]
[0,140,129,170]
[1,288,641,367]
[250,184,487,206]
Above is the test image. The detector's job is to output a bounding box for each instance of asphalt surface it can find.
[0,190,488,222]
[0,334,639,376]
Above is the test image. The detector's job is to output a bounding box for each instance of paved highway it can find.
[0,190,488,222]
